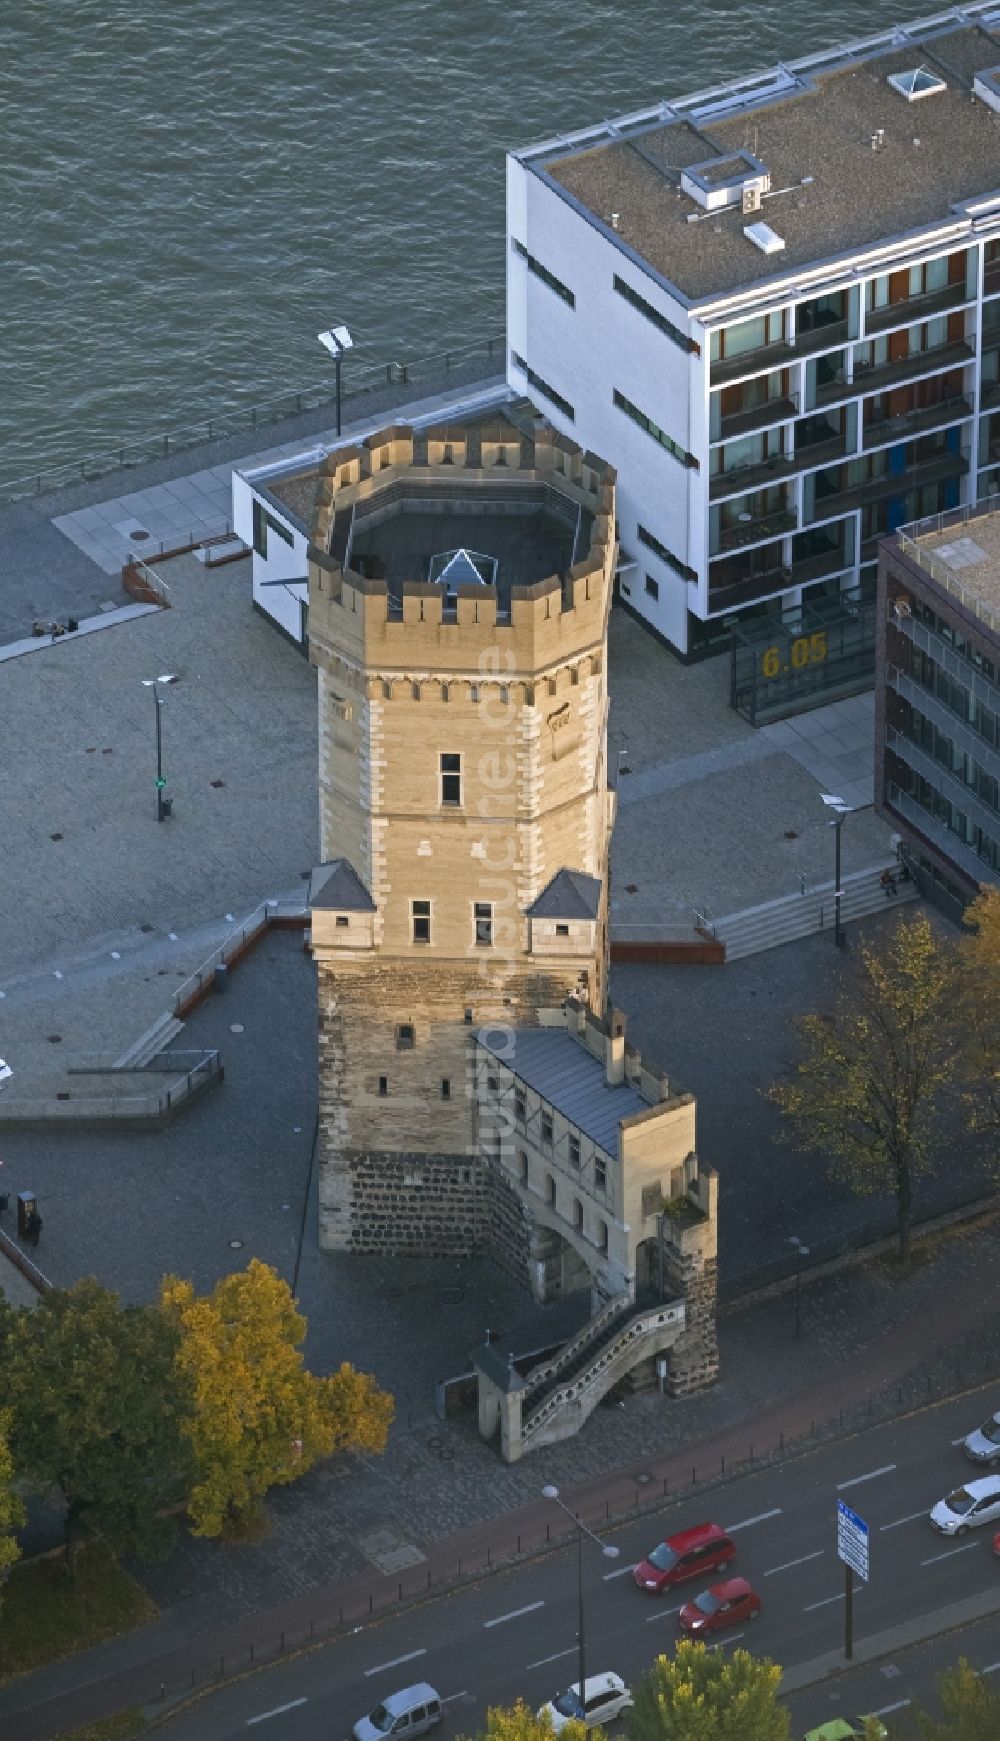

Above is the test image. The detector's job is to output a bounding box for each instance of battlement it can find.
[306,410,616,674]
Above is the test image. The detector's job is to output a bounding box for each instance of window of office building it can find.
[512,239,576,307]
[645,574,659,600]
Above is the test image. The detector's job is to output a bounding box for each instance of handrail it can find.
[0,335,505,504]
[0,1051,221,1122]
[896,496,1000,634]
[522,1301,685,1443]
[522,1292,632,1401]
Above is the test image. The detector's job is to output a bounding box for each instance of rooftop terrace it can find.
[898,495,1000,630]
[529,10,1000,304]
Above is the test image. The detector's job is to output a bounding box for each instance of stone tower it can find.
[307,412,617,1255]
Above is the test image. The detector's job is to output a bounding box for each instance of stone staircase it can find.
[712,860,919,963]
[519,1294,686,1455]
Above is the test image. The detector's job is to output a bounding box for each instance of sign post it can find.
[836,1499,869,1661]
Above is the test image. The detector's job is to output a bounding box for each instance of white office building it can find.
[507,4,1000,658]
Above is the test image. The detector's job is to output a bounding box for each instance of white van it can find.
[352,1682,443,1740]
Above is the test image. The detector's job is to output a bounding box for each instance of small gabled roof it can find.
[309,858,376,913]
[527,868,602,921]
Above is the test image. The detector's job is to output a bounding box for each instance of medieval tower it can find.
[306,411,617,1256]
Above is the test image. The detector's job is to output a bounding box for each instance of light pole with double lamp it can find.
[820,792,852,949]
[542,1483,619,1714]
[789,1234,810,1340]
[317,324,353,439]
[140,675,178,821]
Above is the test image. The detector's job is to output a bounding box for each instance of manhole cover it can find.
[210,779,225,789]
[130,528,150,542]
[48,1034,62,1044]
[140,923,154,933]
[300,870,311,879]
[426,1436,443,1451]
[624,883,639,894]
[50,832,63,841]
[438,1287,465,1306]
[635,1471,653,1485]
[438,1446,455,1461]
[86,747,96,753]
[784,829,799,840]
[230,1023,244,1035]
[229,1239,244,1250]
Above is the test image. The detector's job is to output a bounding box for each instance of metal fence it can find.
[0,335,506,504]
[897,495,1000,635]
[171,898,305,1015]
[0,1051,220,1124]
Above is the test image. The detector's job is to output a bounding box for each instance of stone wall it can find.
[326,1150,486,1255]
[660,1168,720,1396]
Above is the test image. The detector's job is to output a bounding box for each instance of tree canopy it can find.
[959,885,1000,1154]
[4,1279,189,1564]
[460,1700,584,1740]
[628,1641,789,1741]
[769,912,961,1264]
[912,1657,1000,1740]
[0,1407,25,1579]
[161,1259,393,1536]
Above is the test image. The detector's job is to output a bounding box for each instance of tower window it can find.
[440,752,462,806]
[515,1088,526,1125]
[441,1078,451,1100]
[541,1110,553,1147]
[396,1024,415,1050]
[645,573,660,600]
[568,1134,581,1169]
[411,899,431,944]
[378,1076,388,1097]
[573,1199,584,1230]
[474,901,494,947]
[464,1007,474,1024]
[556,923,570,937]
[487,1074,499,1092]
[595,1156,607,1192]
[597,1219,609,1253]
[335,915,349,928]
[546,1173,556,1205]
[519,1150,529,1183]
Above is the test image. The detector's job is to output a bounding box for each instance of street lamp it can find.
[140,675,178,821]
[820,792,853,949]
[317,324,354,440]
[542,1483,619,1713]
[789,1235,810,1340]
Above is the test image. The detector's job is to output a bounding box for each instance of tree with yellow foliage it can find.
[459,1699,584,1740]
[0,1407,24,1579]
[770,912,961,1266]
[161,1260,393,1537]
[628,1641,788,1740]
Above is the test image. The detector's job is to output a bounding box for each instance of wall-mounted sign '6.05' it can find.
[760,630,828,679]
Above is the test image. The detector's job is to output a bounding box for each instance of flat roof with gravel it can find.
[527,15,1000,303]
[913,509,1000,618]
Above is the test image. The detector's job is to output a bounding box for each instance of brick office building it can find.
[877,499,1000,916]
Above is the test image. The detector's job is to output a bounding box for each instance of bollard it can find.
[868,1395,874,1416]
[546,1524,550,1543]
[159,1683,165,1702]
[428,1569,432,1586]
[749,1444,754,1461]
[311,1618,315,1636]
[721,1455,725,1475]
[280,1631,285,1651]
[250,1643,254,1664]
[487,1547,491,1566]
[191,1669,195,1688]
[780,1431,784,1452]
[517,1535,521,1553]
[458,1558,462,1574]
[399,1582,403,1600]
[692,1465,696,1483]
[220,1657,225,1677]
[663,1477,668,1496]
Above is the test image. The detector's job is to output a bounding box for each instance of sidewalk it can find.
[3,1213,999,1741]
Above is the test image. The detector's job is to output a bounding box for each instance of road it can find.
[784,1609,1000,1734]
[153,1388,1000,1741]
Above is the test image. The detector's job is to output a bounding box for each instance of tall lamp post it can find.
[820,792,853,949]
[141,675,177,821]
[789,1234,810,1339]
[542,1483,619,1712]
[317,324,354,439]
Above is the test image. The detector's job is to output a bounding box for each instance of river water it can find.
[2,0,930,485]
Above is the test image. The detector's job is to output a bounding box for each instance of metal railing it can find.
[0,336,506,504]
[896,496,1000,634]
[172,897,307,1015]
[0,1051,221,1123]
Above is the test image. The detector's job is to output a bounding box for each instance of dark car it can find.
[632,1522,736,1593]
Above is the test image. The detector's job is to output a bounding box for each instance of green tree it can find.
[5,1280,189,1570]
[161,1259,393,1537]
[0,1407,25,1578]
[959,885,1000,1151]
[460,1700,584,1740]
[628,1643,788,1741]
[769,912,961,1265]
[912,1657,1000,1740]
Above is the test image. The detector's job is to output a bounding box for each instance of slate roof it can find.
[527,868,602,921]
[477,1026,647,1160]
[309,858,376,912]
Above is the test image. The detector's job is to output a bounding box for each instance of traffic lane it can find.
[783,1608,1000,1736]
[155,1390,1000,1739]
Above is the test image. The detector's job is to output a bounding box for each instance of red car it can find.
[679,1576,762,1635]
[994,1530,1000,1556]
[632,1523,736,1593]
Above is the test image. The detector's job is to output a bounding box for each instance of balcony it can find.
[710,317,850,385]
[717,395,798,442]
[862,396,972,450]
[887,664,996,769]
[886,725,1000,843]
[707,542,851,613]
[866,281,970,335]
[850,340,974,399]
[982,320,1000,355]
[715,507,796,554]
[982,380,1000,412]
[807,450,968,524]
[985,262,1000,300]
[709,427,848,501]
[885,785,999,888]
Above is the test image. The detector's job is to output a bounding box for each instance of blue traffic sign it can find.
[837,1498,869,1582]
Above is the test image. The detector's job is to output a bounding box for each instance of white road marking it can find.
[604,1563,635,1580]
[872,1699,912,1716]
[363,1649,428,1678]
[727,1508,782,1531]
[442,1691,469,1703]
[764,1550,825,1577]
[951,1435,968,1445]
[247,1698,308,1725]
[804,1590,861,1612]
[484,1600,545,1629]
[646,1605,682,1622]
[836,1463,897,1491]
[526,1647,577,1670]
[714,1632,745,1647]
[920,1541,982,1565]
[982,1661,1000,1675]
[879,1509,927,1532]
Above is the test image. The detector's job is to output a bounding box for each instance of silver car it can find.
[964,1410,1000,1468]
[930,1475,1000,1535]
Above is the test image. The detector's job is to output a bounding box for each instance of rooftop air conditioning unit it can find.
[742,184,762,216]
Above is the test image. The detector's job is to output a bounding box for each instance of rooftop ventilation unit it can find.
[887,66,947,101]
[681,148,770,212]
[973,66,1000,115]
[744,221,785,255]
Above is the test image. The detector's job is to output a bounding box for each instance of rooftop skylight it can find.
[887,65,947,100]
